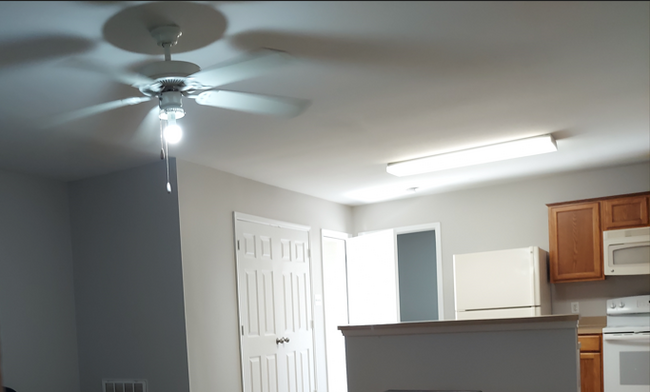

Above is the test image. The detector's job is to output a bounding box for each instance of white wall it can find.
[68,160,190,392]
[0,169,80,392]
[175,160,352,392]
[351,162,650,319]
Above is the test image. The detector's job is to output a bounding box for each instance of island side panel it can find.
[344,327,579,392]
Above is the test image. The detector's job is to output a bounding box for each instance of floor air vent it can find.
[103,379,147,392]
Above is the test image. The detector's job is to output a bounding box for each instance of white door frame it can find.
[320,229,350,392]
[235,212,311,232]
[233,211,317,392]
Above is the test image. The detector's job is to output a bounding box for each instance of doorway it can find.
[321,230,349,392]
[395,226,441,322]
[321,223,442,391]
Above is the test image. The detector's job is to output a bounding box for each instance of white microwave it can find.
[603,226,650,276]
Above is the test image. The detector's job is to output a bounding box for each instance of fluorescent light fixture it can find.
[387,134,557,177]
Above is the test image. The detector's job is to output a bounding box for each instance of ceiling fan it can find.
[49,24,311,193]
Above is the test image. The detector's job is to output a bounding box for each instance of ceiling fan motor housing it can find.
[138,60,201,80]
[159,91,185,120]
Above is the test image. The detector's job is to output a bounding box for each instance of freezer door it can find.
[453,247,538,312]
[455,306,540,320]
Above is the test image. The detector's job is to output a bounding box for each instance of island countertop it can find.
[339,314,581,392]
[338,314,579,337]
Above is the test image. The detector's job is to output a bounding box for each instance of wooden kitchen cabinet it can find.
[601,195,649,230]
[579,334,603,392]
[547,191,650,283]
[548,201,603,283]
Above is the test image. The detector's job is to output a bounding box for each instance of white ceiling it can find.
[0,1,648,205]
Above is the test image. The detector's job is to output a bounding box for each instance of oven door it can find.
[603,332,650,392]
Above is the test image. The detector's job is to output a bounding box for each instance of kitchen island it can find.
[339,314,580,392]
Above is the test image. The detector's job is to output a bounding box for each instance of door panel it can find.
[346,229,399,325]
[236,218,314,392]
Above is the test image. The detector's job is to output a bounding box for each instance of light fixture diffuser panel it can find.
[387,134,557,177]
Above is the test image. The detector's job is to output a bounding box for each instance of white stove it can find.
[602,294,650,392]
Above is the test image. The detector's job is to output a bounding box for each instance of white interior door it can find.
[235,214,315,392]
[346,229,399,325]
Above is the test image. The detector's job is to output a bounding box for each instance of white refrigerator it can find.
[453,246,552,320]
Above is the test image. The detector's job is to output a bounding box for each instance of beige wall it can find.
[351,162,650,319]
[176,160,352,392]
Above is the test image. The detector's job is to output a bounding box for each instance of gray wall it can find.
[0,169,80,392]
[352,162,650,320]
[175,160,353,392]
[68,160,190,392]
[343,321,579,392]
[397,230,438,321]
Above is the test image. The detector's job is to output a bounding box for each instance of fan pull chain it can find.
[160,118,172,193]
[165,124,172,194]
[165,140,172,193]
[160,118,165,160]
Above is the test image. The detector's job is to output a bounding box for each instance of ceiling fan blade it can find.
[194,90,310,118]
[61,57,155,87]
[45,97,153,128]
[189,48,294,87]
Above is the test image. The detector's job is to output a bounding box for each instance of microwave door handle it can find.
[608,241,648,249]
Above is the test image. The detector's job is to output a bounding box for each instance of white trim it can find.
[321,229,350,240]
[234,211,310,231]
[305,228,318,392]
[392,229,401,322]
[319,230,350,392]
[394,222,440,235]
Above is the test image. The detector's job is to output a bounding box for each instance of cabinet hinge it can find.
[241,325,244,336]
[237,240,240,250]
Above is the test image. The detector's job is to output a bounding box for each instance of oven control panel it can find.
[606,294,650,316]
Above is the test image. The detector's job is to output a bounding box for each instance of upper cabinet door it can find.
[601,195,649,230]
[548,202,604,283]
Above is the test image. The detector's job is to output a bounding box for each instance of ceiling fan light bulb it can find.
[164,123,182,144]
